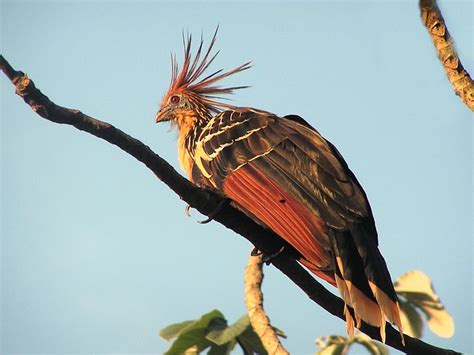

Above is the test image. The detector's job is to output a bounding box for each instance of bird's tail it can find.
[328,226,404,343]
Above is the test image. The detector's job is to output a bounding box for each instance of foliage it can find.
[316,270,455,354]
[394,270,454,338]
[160,309,285,355]
[315,335,388,355]
[160,271,454,355]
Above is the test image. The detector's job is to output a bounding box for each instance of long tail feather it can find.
[329,227,404,343]
[349,222,404,343]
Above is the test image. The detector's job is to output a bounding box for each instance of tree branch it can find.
[0,55,459,354]
[244,252,289,355]
[419,0,474,111]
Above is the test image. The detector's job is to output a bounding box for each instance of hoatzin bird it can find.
[155,30,403,342]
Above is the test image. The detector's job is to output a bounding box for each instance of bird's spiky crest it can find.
[166,27,252,114]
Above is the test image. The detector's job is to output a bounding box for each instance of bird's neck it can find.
[176,110,209,178]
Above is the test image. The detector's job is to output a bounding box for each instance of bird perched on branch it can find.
[155,29,403,342]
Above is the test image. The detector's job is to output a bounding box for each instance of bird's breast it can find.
[176,111,203,179]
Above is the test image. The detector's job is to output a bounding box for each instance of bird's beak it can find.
[155,106,171,123]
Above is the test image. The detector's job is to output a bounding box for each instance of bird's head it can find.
[155,28,251,127]
[155,89,192,124]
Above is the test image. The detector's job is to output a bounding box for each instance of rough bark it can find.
[0,55,460,354]
[419,0,474,111]
[244,253,289,355]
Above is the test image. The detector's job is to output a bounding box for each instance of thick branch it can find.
[0,55,459,354]
[244,253,289,355]
[419,0,474,111]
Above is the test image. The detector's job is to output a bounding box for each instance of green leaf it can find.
[208,340,237,355]
[394,270,454,338]
[318,343,347,355]
[161,311,284,355]
[163,309,226,355]
[183,345,199,354]
[237,324,267,354]
[164,328,211,354]
[315,335,388,355]
[352,335,388,355]
[160,320,195,341]
[207,315,250,346]
[315,335,347,355]
[398,300,423,338]
[272,326,287,339]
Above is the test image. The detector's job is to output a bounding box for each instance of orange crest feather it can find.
[164,27,252,114]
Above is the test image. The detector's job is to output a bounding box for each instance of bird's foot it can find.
[184,204,192,217]
[250,246,285,265]
[251,247,263,256]
[197,199,228,224]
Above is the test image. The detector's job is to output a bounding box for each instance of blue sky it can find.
[1,1,472,354]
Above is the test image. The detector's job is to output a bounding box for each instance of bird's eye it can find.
[170,95,180,104]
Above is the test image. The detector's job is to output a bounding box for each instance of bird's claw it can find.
[262,246,285,264]
[184,204,192,217]
[197,199,228,224]
[250,246,285,265]
[197,216,212,224]
[251,247,263,256]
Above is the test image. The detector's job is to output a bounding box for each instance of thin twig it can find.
[244,253,289,355]
[0,55,460,354]
[419,0,474,111]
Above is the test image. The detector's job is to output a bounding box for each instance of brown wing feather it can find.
[223,163,336,286]
[190,109,403,339]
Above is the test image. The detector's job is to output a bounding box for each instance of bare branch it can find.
[419,0,474,111]
[245,252,289,355]
[0,55,460,354]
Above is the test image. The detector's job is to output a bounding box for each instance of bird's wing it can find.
[191,109,402,337]
[192,109,368,226]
